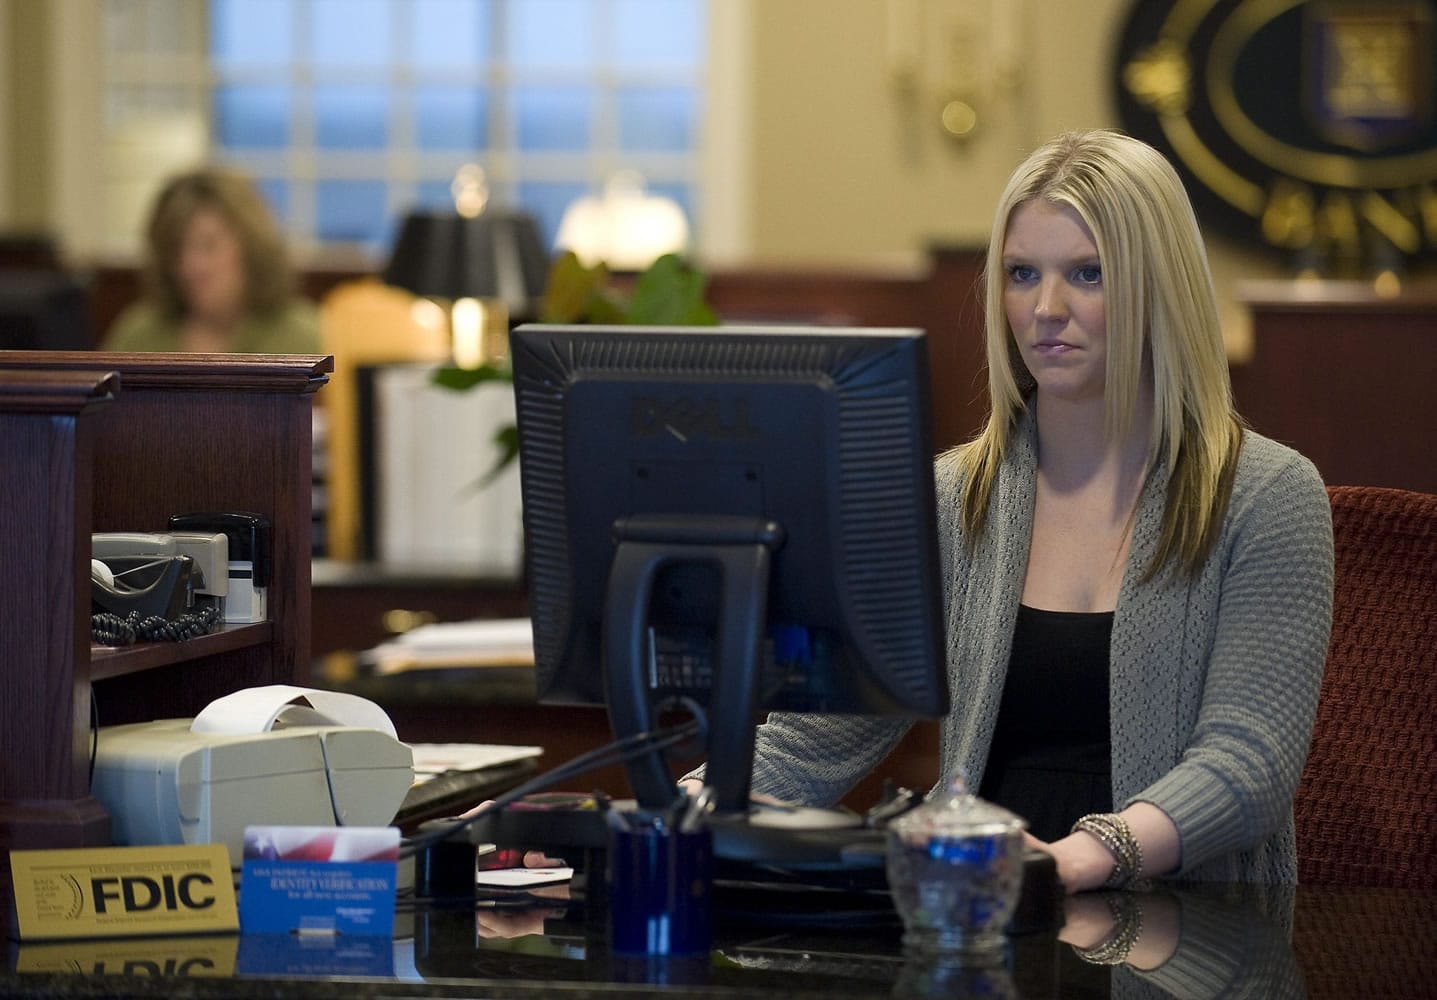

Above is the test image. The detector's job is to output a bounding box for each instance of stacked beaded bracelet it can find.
[1072,812,1144,889]
[1074,892,1144,966]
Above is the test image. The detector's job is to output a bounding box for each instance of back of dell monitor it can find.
[510,324,948,815]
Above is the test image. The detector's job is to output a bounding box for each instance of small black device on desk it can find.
[169,511,271,623]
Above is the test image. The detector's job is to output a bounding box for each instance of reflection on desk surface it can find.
[6,884,1435,998]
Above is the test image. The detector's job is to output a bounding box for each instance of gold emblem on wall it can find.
[1115,0,1437,278]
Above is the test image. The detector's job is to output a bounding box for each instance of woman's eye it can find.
[1005,263,1036,283]
[1075,265,1103,285]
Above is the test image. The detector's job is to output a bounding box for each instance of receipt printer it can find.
[90,686,414,865]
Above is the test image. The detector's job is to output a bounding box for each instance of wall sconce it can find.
[382,165,550,368]
[554,170,690,271]
[886,0,1023,147]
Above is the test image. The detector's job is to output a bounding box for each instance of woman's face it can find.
[176,206,247,322]
[1001,199,1108,405]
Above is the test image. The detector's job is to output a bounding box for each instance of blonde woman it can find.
[105,167,320,355]
[695,130,1334,892]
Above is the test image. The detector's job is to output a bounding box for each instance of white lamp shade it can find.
[555,172,690,271]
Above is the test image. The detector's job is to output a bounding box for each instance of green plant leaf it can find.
[540,251,612,323]
[624,253,719,326]
[431,360,513,390]
[585,289,629,324]
[481,424,520,487]
[452,424,521,500]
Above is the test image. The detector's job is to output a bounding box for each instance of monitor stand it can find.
[709,807,884,870]
[602,512,784,816]
[597,513,901,869]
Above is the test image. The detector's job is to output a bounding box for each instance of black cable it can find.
[399,717,703,858]
[398,718,699,857]
[523,718,701,801]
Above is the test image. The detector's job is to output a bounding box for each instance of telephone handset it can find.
[90,550,197,620]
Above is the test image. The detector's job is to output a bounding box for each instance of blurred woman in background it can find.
[104,166,321,354]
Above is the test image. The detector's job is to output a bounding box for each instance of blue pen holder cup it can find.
[607,811,713,957]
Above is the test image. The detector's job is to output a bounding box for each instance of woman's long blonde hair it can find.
[955,129,1242,579]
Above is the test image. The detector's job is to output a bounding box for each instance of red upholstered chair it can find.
[1293,486,1437,889]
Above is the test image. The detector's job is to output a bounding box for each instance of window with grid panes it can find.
[102,0,707,257]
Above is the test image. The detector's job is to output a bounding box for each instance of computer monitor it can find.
[510,324,949,815]
[0,270,94,350]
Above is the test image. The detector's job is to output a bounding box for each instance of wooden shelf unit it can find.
[0,351,331,927]
[88,622,277,681]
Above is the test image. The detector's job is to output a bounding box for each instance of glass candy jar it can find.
[885,776,1027,958]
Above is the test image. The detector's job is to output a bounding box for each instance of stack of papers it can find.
[408,742,543,780]
[367,618,535,674]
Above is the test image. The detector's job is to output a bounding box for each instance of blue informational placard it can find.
[238,826,399,937]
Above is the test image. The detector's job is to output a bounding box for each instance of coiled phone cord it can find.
[90,604,223,646]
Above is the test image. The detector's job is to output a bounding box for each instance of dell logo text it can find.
[632,396,760,443]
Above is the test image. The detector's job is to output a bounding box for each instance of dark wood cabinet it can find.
[0,351,331,928]
[1233,281,1437,494]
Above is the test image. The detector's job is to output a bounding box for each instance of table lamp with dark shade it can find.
[382,165,551,367]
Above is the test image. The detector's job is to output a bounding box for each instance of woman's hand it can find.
[460,799,567,869]
[1025,802,1182,893]
[1056,892,1119,949]
[476,904,566,940]
[1057,890,1181,971]
[482,848,566,869]
[1025,829,1122,893]
[475,883,571,940]
[677,777,786,807]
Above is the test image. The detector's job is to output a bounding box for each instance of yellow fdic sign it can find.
[9,844,238,940]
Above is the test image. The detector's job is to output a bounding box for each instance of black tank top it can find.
[977,603,1114,842]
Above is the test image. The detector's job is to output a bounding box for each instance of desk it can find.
[321,663,941,810]
[4,883,1433,997]
[311,560,528,659]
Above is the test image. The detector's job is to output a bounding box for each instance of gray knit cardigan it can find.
[741,412,1335,884]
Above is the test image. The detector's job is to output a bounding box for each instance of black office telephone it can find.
[90,553,196,620]
[90,532,221,645]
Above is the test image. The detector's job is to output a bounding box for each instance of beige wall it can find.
[0,1,9,226]
[740,0,1280,355]
[747,0,1121,262]
[0,0,106,252]
[2,0,51,234]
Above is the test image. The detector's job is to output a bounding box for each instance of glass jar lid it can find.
[889,774,1026,841]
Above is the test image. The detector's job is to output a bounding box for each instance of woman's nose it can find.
[1034,279,1066,320]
